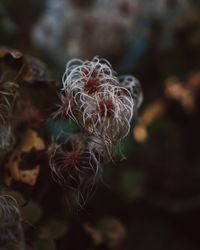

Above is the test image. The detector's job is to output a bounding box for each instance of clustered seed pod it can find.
[50,56,142,204]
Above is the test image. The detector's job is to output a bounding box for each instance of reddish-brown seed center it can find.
[98,99,114,117]
[65,151,80,167]
[84,78,100,94]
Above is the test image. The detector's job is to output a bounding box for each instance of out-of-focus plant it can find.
[165,72,200,111]
[32,0,190,66]
[84,217,126,250]
[133,70,200,144]
[5,129,46,187]
[0,47,69,250]
[0,48,58,193]
[0,81,17,153]
[0,3,17,44]
[32,0,137,62]
[0,195,25,250]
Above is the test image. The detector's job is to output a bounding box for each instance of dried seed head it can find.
[49,135,103,206]
[49,135,102,189]
[54,57,143,157]
[51,57,143,205]
[62,57,118,94]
